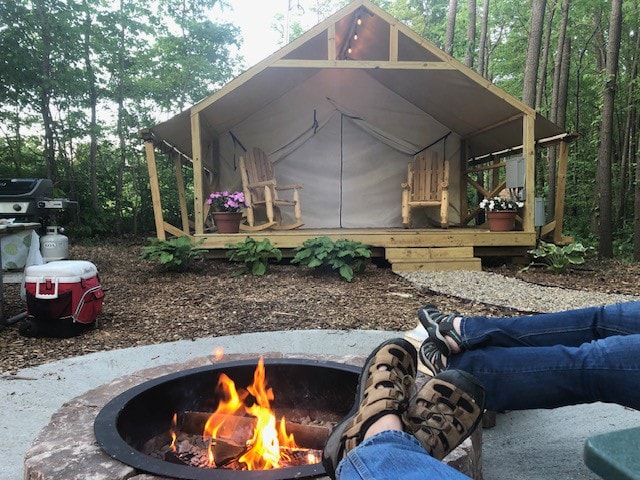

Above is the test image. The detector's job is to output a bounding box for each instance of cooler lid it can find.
[25,260,98,282]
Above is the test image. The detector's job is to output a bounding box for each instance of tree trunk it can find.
[477,0,489,76]
[596,0,623,257]
[522,0,546,108]
[547,0,570,216]
[82,0,99,212]
[535,0,557,110]
[617,16,640,224]
[465,0,476,68]
[445,0,457,55]
[34,0,57,184]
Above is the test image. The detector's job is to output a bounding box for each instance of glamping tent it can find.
[142,0,572,270]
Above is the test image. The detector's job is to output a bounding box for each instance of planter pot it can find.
[211,211,242,233]
[487,210,517,232]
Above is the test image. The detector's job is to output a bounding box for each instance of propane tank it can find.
[40,226,69,262]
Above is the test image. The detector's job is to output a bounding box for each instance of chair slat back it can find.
[245,147,276,202]
[411,151,442,202]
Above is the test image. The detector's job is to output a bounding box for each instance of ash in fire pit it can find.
[94,358,359,480]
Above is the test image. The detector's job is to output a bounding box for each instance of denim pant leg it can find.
[460,301,640,349]
[449,333,640,411]
[336,430,471,480]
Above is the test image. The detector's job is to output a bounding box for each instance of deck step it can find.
[386,247,481,272]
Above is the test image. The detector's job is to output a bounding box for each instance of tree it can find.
[522,0,546,107]
[595,0,623,257]
[476,0,489,76]
[445,0,457,55]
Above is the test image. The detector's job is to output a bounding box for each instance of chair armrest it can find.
[248,180,276,188]
[275,184,303,191]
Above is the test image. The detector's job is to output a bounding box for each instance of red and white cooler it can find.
[22,260,104,337]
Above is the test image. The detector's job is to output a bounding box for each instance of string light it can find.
[357,16,362,25]
[353,33,358,40]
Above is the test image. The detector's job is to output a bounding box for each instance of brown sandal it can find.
[322,338,417,479]
[403,369,485,460]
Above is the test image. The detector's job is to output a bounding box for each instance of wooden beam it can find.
[327,23,336,61]
[522,114,535,232]
[389,24,398,62]
[464,113,524,139]
[144,140,166,241]
[271,59,456,69]
[191,111,204,235]
[173,155,190,233]
[553,140,569,243]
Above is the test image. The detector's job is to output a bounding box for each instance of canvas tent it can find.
[144,0,566,236]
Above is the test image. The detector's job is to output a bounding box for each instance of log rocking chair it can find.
[401,150,450,228]
[239,147,303,231]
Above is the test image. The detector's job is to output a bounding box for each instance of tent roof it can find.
[148,0,564,159]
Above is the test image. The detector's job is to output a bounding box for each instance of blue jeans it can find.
[337,430,471,480]
[448,301,640,411]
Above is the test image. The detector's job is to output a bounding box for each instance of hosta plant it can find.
[226,237,282,276]
[291,236,371,282]
[140,236,205,272]
[522,241,591,273]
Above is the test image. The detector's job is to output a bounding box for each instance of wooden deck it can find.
[194,226,536,272]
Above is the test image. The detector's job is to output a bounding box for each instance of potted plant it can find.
[206,191,249,233]
[479,196,524,231]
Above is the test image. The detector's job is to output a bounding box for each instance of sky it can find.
[216,1,322,66]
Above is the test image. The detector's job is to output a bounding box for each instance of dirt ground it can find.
[2,237,639,373]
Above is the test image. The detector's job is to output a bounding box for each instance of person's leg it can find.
[337,430,471,480]
[461,302,640,349]
[448,333,640,411]
[420,301,640,351]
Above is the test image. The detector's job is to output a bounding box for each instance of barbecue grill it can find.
[0,178,75,224]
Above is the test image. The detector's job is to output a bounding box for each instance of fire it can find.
[197,357,298,470]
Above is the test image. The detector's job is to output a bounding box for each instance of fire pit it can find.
[94,357,360,480]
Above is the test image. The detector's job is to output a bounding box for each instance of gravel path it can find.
[397,270,640,313]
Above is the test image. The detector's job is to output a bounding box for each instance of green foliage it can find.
[522,241,591,274]
[140,236,205,272]
[291,236,372,282]
[226,237,282,276]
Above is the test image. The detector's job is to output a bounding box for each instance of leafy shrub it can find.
[291,236,371,282]
[226,237,282,276]
[522,241,591,273]
[140,236,205,272]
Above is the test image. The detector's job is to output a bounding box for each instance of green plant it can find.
[291,236,372,282]
[140,236,205,272]
[226,237,282,276]
[522,241,591,273]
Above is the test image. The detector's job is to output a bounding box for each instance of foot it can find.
[403,369,485,460]
[418,304,464,355]
[322,338,417,479]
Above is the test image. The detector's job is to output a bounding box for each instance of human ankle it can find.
[363,414,403,440]
[446,317,463,353]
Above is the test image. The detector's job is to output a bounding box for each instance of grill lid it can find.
[0,178,53,198]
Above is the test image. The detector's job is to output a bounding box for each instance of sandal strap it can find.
[403,370,485,460]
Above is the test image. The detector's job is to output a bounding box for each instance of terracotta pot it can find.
[211,211,242,233]
[487,210,517,231]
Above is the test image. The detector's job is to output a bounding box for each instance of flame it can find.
[169,413,178,452]
[210,347,225,362]
[198,356,299,470]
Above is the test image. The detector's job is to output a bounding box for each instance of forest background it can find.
[1,0,638,260]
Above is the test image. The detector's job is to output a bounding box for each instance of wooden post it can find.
[389,24,398,62]
[173,155,190,234]
[522,114,536,232]
[459,139,469,225]
[144,140,166,241]
[327,23,336,61]
[191,110,204,235]
[553,140,569,243]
